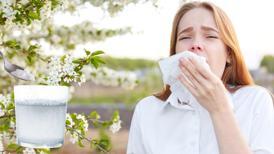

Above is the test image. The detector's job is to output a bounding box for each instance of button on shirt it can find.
[127,85,274,154]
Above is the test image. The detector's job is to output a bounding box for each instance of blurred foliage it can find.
[260,54,274,74]
[71,65,163,105]
[24,21,132,51]
[103,56,158,71]
[86,0,159,16]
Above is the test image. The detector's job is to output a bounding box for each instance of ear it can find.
[226,49,232,63]
[226,57,231,64]
[225,50,232,67]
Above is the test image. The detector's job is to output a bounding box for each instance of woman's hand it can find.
[178,57,231,115]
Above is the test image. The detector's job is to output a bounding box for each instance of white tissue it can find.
[158,51,210,107]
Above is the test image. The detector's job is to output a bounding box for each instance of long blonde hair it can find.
[154,1,254,101]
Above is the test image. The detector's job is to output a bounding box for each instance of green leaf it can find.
[27,55,33,64]
[0,102,4,109]
[89,111,100,120]
[67,43,75,50]
[70,113,77,121]
[60,55,66,63]
[66,119,71,126]
[77,139,85,147]
[112,110,119,122]
[90,59,99,69]
[90,56,105,69]
[101,121,111,128]
[51,0,60,9]
[72,58,85,64]
[91,50,104,56]
[28,45,38,51]
[7,143,20,151]
[28,11,39,19]
[37,148,51,154]
[85,49,91,56]
[96,130,112,151]
[5,40,20,49]
[93,56,105,64]
[59,80,71,87]
[92,121,100,128]
[6,103,15,110]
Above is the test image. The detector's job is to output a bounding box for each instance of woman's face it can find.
[175,7,229,79]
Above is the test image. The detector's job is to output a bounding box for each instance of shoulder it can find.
[135,95,163,109]
[134,95,164,114]
[235,85,272,98]
[235,85,273,113]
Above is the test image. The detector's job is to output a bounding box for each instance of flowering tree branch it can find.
[0,0,157,153]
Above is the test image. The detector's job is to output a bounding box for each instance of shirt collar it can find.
[162,92,196,111]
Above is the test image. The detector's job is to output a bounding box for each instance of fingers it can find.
[177,74,198,96]
[179,57,209,89]
[179,64,199,89]
[187,57,214,80]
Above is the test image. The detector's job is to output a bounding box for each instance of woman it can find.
[127,1,274,154]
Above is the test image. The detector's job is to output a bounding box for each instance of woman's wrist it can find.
[209,103,233,119]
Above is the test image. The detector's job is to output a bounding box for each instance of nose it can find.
[189,44,203,53]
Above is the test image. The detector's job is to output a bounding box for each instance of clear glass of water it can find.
[14,85,69,148]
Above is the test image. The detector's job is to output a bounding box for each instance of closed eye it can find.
[206,36,218,39]
[179,37,191,40]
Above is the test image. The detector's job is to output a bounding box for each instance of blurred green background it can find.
[70,54,274,105]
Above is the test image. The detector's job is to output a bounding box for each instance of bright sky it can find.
[54,0,274,69]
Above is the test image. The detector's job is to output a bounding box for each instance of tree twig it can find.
[66,126,110,153]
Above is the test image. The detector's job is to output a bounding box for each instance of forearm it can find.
[210,108,252,154]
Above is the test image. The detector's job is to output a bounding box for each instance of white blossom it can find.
[120,72,138,90]
[47,55,85,85]
[110,115,122,134]
[20,0,29,5]
[0,109,4,117]
[76,114,89,131]
[88,67,137,89]
[51,34,61,43]
[78,74,86,86]
[66,113,75,127]
[63,55,76,77]
[29,20,43,33]
[0,142,4,153]
[109,119,122,134]
[4,132,15,143]
[57,0,69,11]
[23,148,36,154]
[1,0,14,5]
[1,5,15,18]
[69,132,78,144]
[67,128,82,144]
[0,0,17,31]
[3,17,15,30]
[40,1,52,21]
[0,94,11,107]
[47,56,62,85]
[0,94,7,116]
[9,121,15,129]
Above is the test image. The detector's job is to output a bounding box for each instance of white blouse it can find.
[127,85,274,154]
